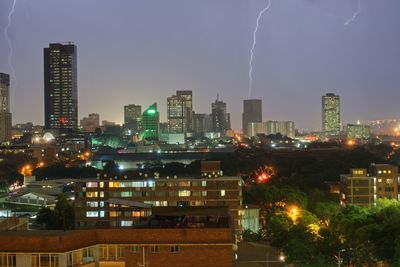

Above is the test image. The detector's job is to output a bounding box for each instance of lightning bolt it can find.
[5,0,17,88]
[344,0,362,26]
[247,0,272,99]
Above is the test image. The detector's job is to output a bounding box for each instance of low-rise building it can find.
[74,175,243,240]
[340,164,399,205]
[0,227,234,267]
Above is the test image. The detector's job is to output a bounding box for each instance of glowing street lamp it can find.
[287,205,301,223]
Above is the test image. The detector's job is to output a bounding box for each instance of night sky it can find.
[0,0,399,131]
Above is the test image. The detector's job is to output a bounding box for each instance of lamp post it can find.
[338,249,345,267]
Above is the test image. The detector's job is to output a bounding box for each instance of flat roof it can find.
[0,228,233,253]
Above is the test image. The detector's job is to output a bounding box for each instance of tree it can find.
[54,194,75,230]
[36,194,74,230]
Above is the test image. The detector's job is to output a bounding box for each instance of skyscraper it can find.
[44,42,78,131]
[176,90,193,132]
[167,95,186,133]
[322,93,340,135]
[124,104,142,134]
[124,104,142,124]
[211,96,228,134]
[0,73,11,141]
[142,103,159,140]
[193,113,212,134]
[242,99,262,136]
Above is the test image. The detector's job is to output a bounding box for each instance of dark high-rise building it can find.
[211,96,228,135]
[0,73,12,141]
[322,93,340,136]
[242,99,262,136]
[176,90,193,132]
[193,113,212,134]
[44,42,78,131]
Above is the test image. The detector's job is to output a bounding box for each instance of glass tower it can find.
[142,103,159,140]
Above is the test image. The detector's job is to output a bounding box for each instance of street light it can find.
[338,249,345,267]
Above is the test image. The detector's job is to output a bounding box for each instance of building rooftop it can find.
[0,228,233,253]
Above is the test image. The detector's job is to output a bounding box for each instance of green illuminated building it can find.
[142,103,159,140]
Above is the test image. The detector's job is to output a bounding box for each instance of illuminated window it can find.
[86,192,98,198]
[100,211,105,218]
[221,190,226,197]
[201,181,207,187]
[121,192,132,197]
[86,211,98,217]
[99,192,104,198]
[86,201,98,207]
[109,182,120,188]
[178,181,190,187]
[121,221,133,227]
[109,211,118,217]
[132,211,145,217]
[86,182,98,188]
[178,190,191,197]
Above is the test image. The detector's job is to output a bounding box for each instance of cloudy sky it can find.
[0,0,399,131]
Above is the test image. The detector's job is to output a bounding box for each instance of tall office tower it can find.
[0,73,12,142]
[142,103,159,140]
[80,113,100,132]
[193,113,212,134]
[44,42,78,131]
[124,104,142,134]
[176,90,193,132]
[124,104,141,124]
[167,95,186,133]
[322,93,340,136]
[242,99,262,136]
[211,96,228,134]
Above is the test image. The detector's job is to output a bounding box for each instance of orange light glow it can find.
[347,140,355,146]
[20,164,33,177]
[287,205,301,224]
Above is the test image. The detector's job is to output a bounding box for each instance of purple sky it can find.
[0,0,399,132]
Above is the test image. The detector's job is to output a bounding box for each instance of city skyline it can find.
[1,0,400,131]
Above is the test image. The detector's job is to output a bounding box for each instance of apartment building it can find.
[74,175,243,238]
[340,164,399,205]
[0,227,234,267]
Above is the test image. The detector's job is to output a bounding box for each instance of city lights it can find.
[255,166,275,183]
